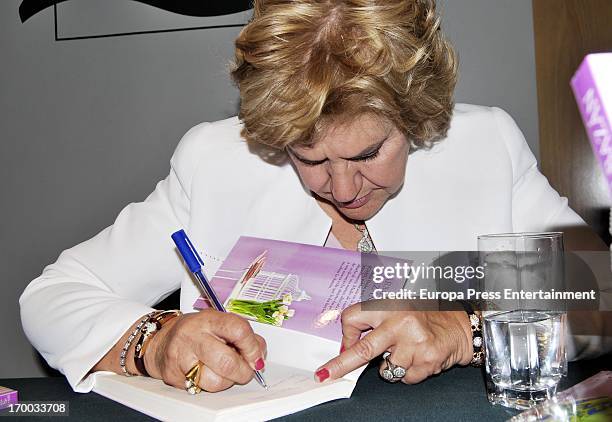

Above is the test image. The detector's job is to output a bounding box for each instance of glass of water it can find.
[478,233,567,410]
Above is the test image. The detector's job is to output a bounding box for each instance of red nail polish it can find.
[340,345,346,354]
[255,358,265,371]
[315,368,330,382]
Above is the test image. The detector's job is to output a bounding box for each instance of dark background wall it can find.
[0,0,539,378]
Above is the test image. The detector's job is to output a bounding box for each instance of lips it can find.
[339,192,371,209]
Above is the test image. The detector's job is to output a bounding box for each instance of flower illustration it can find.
[227,298,297,327]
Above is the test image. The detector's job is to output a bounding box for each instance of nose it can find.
[329,163,362,204]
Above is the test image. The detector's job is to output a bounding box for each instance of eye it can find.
[288,148,327,166]
[297,156,327,167]
[351,148,380,162]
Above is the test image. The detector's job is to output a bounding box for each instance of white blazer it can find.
[19,104,592,392]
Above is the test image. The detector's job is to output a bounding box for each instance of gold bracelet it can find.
[133,310,182,376]
[120,312,155,377]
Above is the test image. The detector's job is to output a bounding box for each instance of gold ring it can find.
[185,361,203,395]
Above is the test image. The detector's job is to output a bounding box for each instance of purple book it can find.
[0,386,18,410]
[571,53,612,198]
[194,236,409,341]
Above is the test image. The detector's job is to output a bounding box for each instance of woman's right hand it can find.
[143,309,267,392]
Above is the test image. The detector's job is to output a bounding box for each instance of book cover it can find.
[193,236,410,341]
[571,53,612,199]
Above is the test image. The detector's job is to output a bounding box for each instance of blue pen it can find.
[171,229,268,390]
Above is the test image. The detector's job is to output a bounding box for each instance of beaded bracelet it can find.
[120,312,156,376]
[133,310,182,377]
[458,301,484,367]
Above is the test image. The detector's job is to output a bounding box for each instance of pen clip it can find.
[171,229,204,273]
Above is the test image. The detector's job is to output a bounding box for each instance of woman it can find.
[20,0,606,394]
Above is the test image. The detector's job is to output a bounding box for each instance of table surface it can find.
[1,355,610,421]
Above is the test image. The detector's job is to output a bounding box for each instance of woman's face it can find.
[288,114,410,221]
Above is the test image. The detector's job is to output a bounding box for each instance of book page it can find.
[93,362,356,422]
[198,363,345,410]
[249,320,367,382]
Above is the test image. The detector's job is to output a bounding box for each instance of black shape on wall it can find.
[19,0,252,23]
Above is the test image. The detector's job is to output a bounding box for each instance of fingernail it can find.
[315,368,330,383]
[255,358,265,371]
[340,345,346,354]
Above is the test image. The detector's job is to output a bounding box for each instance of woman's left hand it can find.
[314,300,473,384]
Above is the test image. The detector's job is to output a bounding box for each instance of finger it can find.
[164,358,193,390]
[401,365,430,384]
[159,342,201,390]
[340,303,383,350]
[316,327,394,382]
[211,313,266,371]
[198,364,234,393]
[255,335,267,360]
[197,336,256,385]
[378,348,413,381]
[162,352,201,391]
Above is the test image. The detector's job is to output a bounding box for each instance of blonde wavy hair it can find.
[231,0,458,151]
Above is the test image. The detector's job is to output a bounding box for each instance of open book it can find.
[93,237,408,421]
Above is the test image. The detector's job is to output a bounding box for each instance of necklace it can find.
[354,223,375,253]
